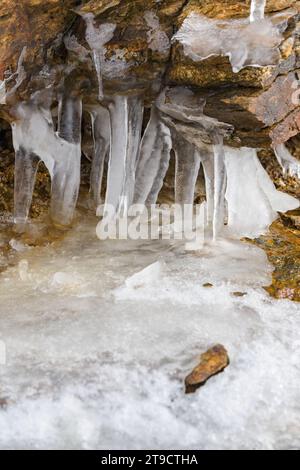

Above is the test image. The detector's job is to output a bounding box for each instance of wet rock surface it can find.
[185,344,230,394]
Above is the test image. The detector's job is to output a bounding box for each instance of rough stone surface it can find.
[185,344,230,394]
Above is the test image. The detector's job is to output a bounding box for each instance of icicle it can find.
[224,147,298,238]
[13,148,40,226]
[198,147,215,227]
[274,144,300,179]
[51,95,82,226]
[212,134,227,240]
[89,106,111,209]
[0,47,27,105]
[173,132,201,206]
[105,95,144,216]
[134,107,172,206]
[11,99,82,227]
[250,0,266,23]
[83,14,116,100]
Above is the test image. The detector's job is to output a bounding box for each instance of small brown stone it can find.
[203,282,213,288]
[231,291,248,297]
[185,344,230,394]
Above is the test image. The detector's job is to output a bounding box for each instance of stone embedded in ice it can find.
[173,13,282,73]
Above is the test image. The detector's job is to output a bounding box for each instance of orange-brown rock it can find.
[185,344,230,394]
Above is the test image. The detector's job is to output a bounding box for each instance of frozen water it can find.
[134,107,172,206]
[144,11,170,56]
[173,13,282,73]
[88,106,111,209]
[212,135,227,240]
[105,95,144,216]
[83,14,116,100]
[0,47,27,105]
[11,99,82,227]
[274,144,300,179]
[250,0,266,23]
[0,214,299,449]
[224,147,299,237]
[173,132,201,206]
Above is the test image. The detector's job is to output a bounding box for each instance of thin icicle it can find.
[134,107,172,206]
[105,95,144,216]
[250,0,266,23]
[198,146,215,227]
[13,148,40,226]
[173,132,201,206]
[89,106,111,209]
[274,144,300,179]
[212,134,227,240]
[83,14,116,100]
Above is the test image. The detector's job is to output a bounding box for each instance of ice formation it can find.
[274,144,300,179]
[250,0,266,22]
[11,95,82,227]
[83,14,116,100]
[105,95,144,216]
[173,12,282,73]
[144,11,170,56]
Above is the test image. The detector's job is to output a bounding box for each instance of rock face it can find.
[185,344,230,394]
[0,1,299,144]
[0,0,299,231]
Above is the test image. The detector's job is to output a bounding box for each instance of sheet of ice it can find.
[0,215,299,449]
[105,95,144,215]
[250,0,266,22]
[173,13,282,73]
[0,81,6,105]
[0,47,27,105]
[224,147,299,237]
[274,144,300,179]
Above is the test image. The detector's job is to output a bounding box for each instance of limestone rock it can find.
[185,344,230,394]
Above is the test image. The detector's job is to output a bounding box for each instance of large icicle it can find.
[50,95,82,226]
[105,95,144,216]
[274,144,300,179]
[212,134,227,240]
[172,132,201,206]
[250,0,266,23]
[134,107,172,206]
[13,148,40,226]
[197,146,215,227]
[88,106,111,209]
[11,100,82,227]
[224,147,299,238]
[83,14,116,100]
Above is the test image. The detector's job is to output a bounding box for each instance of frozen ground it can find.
[0,214,299,450]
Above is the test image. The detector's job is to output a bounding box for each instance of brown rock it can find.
[185,344,230,394]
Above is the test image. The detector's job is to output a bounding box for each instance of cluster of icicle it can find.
[4,0,300,238]
[10,85,299,239]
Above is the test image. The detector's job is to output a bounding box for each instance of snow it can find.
[0,214,299,449]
